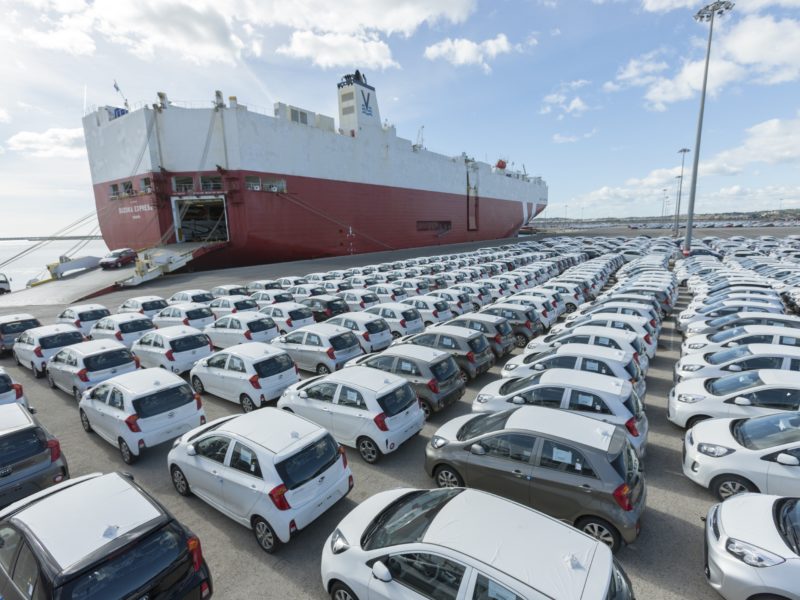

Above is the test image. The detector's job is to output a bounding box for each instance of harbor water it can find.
[0,239,109,292]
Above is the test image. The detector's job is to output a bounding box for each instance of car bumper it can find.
[281,469,354,542]
[135,416,206,454]
[0,462,69,509]
[666,391,695,428]
[430,385,465,412]
[381,413,425,454]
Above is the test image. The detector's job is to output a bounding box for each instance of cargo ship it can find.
[82,71,548,268]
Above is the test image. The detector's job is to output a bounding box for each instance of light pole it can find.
[674,148,690,236]
[662,188,668,219]
[683,1,734,256]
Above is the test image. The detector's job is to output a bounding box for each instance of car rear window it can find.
[401,309,421,322]
[185,307,213,320]
[119,319,153,334]
[623,390,644,417]
[273,293,294,303]
[625,360,639,380]
[253,353,294,378]
[430,357,458,382]
[0,374,12,394]
[247,318,276,333]
[496,321,512,335]
[611,441,640,487]
[40,331,84,349]
[365,319,389,334]
[0,319,40,335]
[85,349,134,371]
[59,524,189,600]
[377,383,417,417]
[468,335,489,353]
[170,334,209,353]
[433,301,449,312]
[328,299,348,312]
[229,287,248,295]
[288,308,313,321]
[234,300,258,311]
[525,309,538,323]
[191,293,214,303]
[77,309,110,322]
[330,332,358,350]
[362,293,379,304]
[141,300,168,312]
[275,434,340,490]
[133,384,194,418]
[0,427,45,468]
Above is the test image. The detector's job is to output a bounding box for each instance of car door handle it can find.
[580,484,593,493]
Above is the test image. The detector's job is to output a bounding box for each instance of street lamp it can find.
[683,1,734,256]
[674,148,691,236]
[662,188,668,219]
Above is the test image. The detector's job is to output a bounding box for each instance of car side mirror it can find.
[727,364,743,372]
[201,360,209,367]
[776,453,800,467]
[278,336,286,343]
[511,395,526,405]
[733,396,752,406]
[533,363,544,371]
[724,342,739,348]
[186,444,197,456]
[553,341,561,347]
[299,390,308,399]
[470,443,487,455]
[372,561,393,583]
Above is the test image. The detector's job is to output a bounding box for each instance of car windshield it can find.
[77,309,110,322]
[0,374,12,394]
[499,375,540,396]
[170,334,208,353]
[0,319,40,335]
[456,410,514,441]
[706,314,739,328]
[247,318,275,333]
[468,335,489,353]
[776,498,800,556]
[331,332,358,350]
[133,384,194,418]
[191,293,214,303]
[0,428,45,468]
[275,434,340,491]
[288,308,313,321]
[706,371,764,396]
[365,319,389,334]
[731,413,800,450]
[361,488,463,551]
[431,356,458,382]
[234,300,258,311]
[40,331,84,349]
[84,349,134,371]
[185,307,213,320]
[253,353,294,378]
[708,327,745,343]
[377,383,417,417]
[707,346,752,365]
[606,561,635,600]
[119,319,153,334]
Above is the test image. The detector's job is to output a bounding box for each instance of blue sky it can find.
[0,0,798,236]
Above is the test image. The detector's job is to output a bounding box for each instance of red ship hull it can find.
[94,170,545,268]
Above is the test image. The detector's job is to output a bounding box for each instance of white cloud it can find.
[565,96,588,114]
[424,33,514,73]
[277,31,399,69]
[7,127,85,158]
[0,108,10,123]
[642,0,800,13]
[550,27,562,36]
[553,128,597,144]
[644,56,745,111]
[720,15,800,84]
[540,81,592,117]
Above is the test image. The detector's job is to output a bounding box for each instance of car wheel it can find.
[118,439,137,464]
[424,321,432,327]
[686,415,711,429]
[47,370,56,388]
[711,475,758,501]
[241,394,257,413]
[73,387,82,402]
[252,516,281,553]
[280,329,287,335]
[79,409,92,433]
[316,363,331,375]
[191,376,205,395]
[434,465,464,488]
[514,333,528,348]
[472,303,481,312]
[391,331,401,339]
[458,369,470,384]
[330,581,360,600]
[357,437,381,464]
[419,400,432,420]
[576,517,622,552]
[566,303,577,313]
[171,465,191,496]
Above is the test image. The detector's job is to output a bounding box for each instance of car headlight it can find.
[504,363,518,371]
[677,394,704,403]
[681,364,702,372]
[687,343,706,349]
[476,394,492,403]
[697,443,735,457]
[330,528,350,555]
[726,538,785,568]
[680,313,694,320]
[430,435,448,449]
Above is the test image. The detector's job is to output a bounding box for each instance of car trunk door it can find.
[0,429,53,506]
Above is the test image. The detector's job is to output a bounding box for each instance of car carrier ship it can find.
[82,71,548,268]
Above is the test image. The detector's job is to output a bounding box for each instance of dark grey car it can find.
[480,304,544,348]
[396,325,495,382]
[446,313,515,358]
[0,403,69,508]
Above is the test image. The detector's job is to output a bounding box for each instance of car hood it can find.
[678,353,713,369]
[719,494,798,558]
[433,413,477,442]
[674,376,712,397]
[691,416,738,446]
[476,377,510,398]
[682,334,712,348]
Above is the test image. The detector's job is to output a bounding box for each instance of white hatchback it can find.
[402,296,453,326]
[0,367,29,410]
[338,289,381,312]
[259,302,316,334]
[79,368,206,464]
[152,302,215,329]
[89,313,155,349]
[55,303,110,336]
[12,324,84,378]
[251,289,295,308]
[277,366,425,463]
[190,342,299,412]
[204,312,278,348]
[208,295,260,319]
[211,284,249,297]
[131,326,213,373]
[117,295,168,318]
[364,303,424,338]
[167,289,215,305]
[46,340,139,401]
[327,313,393,354]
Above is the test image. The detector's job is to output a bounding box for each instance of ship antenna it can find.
[113,79,130,110]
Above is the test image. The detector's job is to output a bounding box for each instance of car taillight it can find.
[115,331,123,340]
[325,307,333,317]
[633,352,640,364]
[183,318,190,325]
[339,445,348,469]
[286,318,293,328]
[432,309,439,318]
[390,294,396,300]
[201,581,210,598]
[542,308,548,317]
[524,320,533,330]
[231,307,238,314]
[551,300,557,308]
[74,319,81,328]
[574,293,579,300]
[427,378,440,393]
[187,536,203,572]
[77,368,89,382]
[125,414,141,432]
[47,439,61,462]
[494,333,503,344]
[139,309,145,314]
[644,333,652,345]
[249,374,261,389]
[650,319,656,328]
[625,417,640,437]
[244,329,253,340]
[33,346,43,358]
[326,347,336,360]
[613,483,634,511]
[12,383,23,399]
[374,412,389,431]
[399,318,406,328]
[457,301,462,308]
[269,484,291,510]
[466,351,475,363]
[195,392,203,409]
[359,300,365,308]
[165,349,175,361]
[206,336,214,351]
[362,331,370,341]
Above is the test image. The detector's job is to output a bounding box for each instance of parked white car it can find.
[152,302,215,329]
[258,302,316,334]
[366,284,408,303]
[681,325,800,357]
[79,368,206,464]
[402,296,453,326]
[245,279,283,292]
[277,366,425,463]
[117,295,168,318]
[168,409,353,553]
[167,289,214,305]
[271,324,363,374]
[211,284,249,297]
[55,303,110,336]
[46,340,139,401]
[327,313,393,353]
[190,342,299,412]
[0,366,29,410]
[277,276,308,289]
[12,324,84,378]
[287,283,327,300]
[364,303,425,338]
[674,344,800,383]
[208,295,259,319]
[89,313,155,349]
[0,313,42,355]
[250,289,295,308]
[204,312,278,348]
[338,288,380,312]
[429,288,473,316]
[131,326,212,373]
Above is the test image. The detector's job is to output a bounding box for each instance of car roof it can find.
[297,323,351,337]
[371,302,417,312]
[427,325,480,339]
[424,489,604,598]
[105,313,151,324]
[0,402,35,435]
[570,326,638,341]
[69,339,127,356]
[487,303,530,312]
[383,344,449,362]
[227,342,285,360]
[126,296,164,302]
[25,324,80,338]
[214,284,245,289]
[168,302,208,311]
[0,313,36,324]
[268,301,307,310]
[218,408,323,455]
[556,344,629,362]
[754,369,800,386]
[8,473,164,572]
[505,406,618,450]
[67,303,106,312]
[331,312,381,324]
[219,294,253,302]
[326,365,405,392]
[454,313,503,324]
[741,344,800,357]
[174,289,209,295]
[105,368,185,395]
[149,325,203,340]
[537,368,630,396]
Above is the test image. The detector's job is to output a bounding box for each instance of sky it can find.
[0,0,799,236]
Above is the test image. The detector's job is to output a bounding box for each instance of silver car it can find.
[46,340,139,401]
[271,323,363,374]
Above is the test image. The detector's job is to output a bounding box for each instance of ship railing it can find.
[201,183,224,191]
[175,184,195,193]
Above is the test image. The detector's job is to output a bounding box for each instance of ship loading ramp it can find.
[0,241,227,308]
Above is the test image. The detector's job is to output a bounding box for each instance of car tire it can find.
[576,517,622,552]
[241,394,257,413]
[118,439,137,465]
[419,400,432,420]
[316,364,331,375]
[171,465,192,497]
[357,437,382,464]
[391,331,401,339]
[47,370,56,388]
[252,516,281,553]
[330,581,360,600]
[514,333,528,348]
[280,329,287,335]
[434,465,464,488]
[31,362,44,379]
[73,387,82,402]
[191,376,205,395]
[711,474,758,501]
[686,415,711,430]
[566,303,577,313]
[79,409,92,433]
[458,369,470,384]
[425,321,432,327]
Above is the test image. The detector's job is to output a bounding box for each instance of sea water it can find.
[0,239,110,292]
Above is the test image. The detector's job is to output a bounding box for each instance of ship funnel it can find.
[337,70,381,136]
